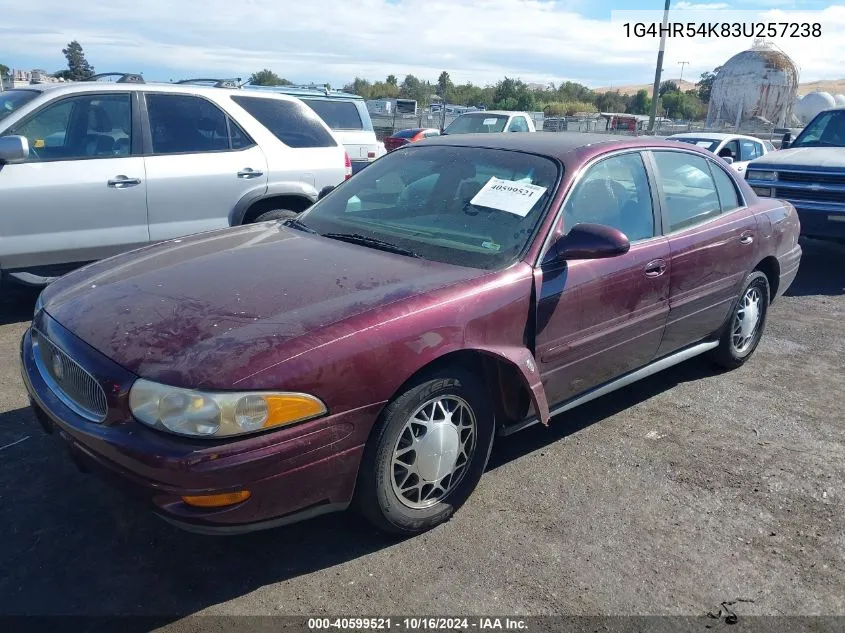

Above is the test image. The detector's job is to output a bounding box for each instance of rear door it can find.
[648,149,759,356]
[0,91,148,272]
[142,92,268,242]
[535,150,671,405]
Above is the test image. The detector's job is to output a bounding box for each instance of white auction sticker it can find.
[482,118,499,125]
[469,177,548,217]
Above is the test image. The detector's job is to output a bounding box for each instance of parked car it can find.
[21,133,801,536]
[384,128,440,152]
[666,132,772,174]
[442,110,536,134]
[243,84,385,174]
[0,75,348,288]
[746,107,845,243]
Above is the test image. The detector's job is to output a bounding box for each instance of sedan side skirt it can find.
[499,339,719,437]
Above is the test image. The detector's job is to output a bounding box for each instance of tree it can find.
[248,69,292,86]
[697,67,721,103]
[659,80,678,97]
[400,74,430,105]
[629,89,651,115]
[437,71,453,100]
[492,77,535,111]
[55,41,95,81]
[595,90,627,113]
[345,77,373,99]
[0,63,9,78]
[386,74,398,87]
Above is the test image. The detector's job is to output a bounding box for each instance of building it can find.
[706,40,799,129]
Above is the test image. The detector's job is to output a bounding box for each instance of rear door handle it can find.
[107,176,141,188]
[740,231,754,245]
[645,259,667,277]
[237,168,264,178]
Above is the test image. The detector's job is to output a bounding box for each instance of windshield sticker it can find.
[470,177,548,217]
[482,118,499,125]
[481,240,501,252]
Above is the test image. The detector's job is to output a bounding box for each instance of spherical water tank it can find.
[706,41,799,128]
[834,94,845,107]
[795,91,836,124]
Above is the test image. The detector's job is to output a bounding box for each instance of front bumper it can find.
[19,318,379,534]
[791,205,845,241]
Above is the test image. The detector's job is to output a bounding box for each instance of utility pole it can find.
[648,0,671,134]
[678,60,689,88]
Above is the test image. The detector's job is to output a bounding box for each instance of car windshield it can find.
[671,138,720,152]
[791,110,845,148]
[0,89,39,122]
[298,145,560,270]
[444,113,509,134]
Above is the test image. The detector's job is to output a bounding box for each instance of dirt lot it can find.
[0,238,843,624]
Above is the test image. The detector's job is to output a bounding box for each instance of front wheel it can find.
[708,270,770,369]
[355,368,494,535]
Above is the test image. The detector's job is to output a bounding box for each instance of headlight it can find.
[33,292,44,319]
[746,170,777,181]
[128,378,327,438]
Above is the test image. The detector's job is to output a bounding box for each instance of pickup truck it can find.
[745,107,845,243]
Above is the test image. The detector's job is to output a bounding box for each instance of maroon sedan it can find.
[383,127,440,151]
[20,133,802,536]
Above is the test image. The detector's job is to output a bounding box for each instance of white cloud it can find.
[1,0,844,87]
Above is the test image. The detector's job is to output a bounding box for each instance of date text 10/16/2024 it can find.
[308,617,528,630]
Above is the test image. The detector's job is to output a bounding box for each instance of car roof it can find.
[668,132,762,142]
[21,81,305,102]
[457,110,525,117]
[241,85,364,101]
[420,132,689,161]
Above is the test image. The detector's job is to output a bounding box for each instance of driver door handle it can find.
[107,176,141,188]
[740,231,754,245]
[645,259,667,277]
[237,168,264,179]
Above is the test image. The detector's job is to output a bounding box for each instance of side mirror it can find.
[318,185,335,200]
[544,223,630,264]
[721,155,734,165]
[781,132,792,149]
[0,135,29,163]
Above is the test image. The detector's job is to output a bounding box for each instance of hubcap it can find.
[391,395,477,509]
[732,286,763,354]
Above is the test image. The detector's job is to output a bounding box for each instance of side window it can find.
[717,139,739,161]
[146,94,231,155]
[740,139,762,161]
[710,162,742,212]
[227,117,253,150]
[231,96,337,148]
[563,152,655,242]
[508,117,529,132]
[652,151,721,232]
[13,93,132,161]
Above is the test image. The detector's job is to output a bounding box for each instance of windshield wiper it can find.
[320,232,421,258]
[282,217,317,233]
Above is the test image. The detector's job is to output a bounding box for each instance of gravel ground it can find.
[0,238,843,624]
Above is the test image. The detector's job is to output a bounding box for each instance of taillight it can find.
[344,152,352,180]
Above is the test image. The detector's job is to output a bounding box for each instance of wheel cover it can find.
[732,285,763,354]
[390,395,477,509]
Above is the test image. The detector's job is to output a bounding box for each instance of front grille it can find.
[778,171,845,186]
[33,329,107,422]
[775,188,845,204]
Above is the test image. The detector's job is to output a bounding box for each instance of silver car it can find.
[0,74,348,287]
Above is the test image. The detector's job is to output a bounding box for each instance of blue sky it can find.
[1,0,843,89]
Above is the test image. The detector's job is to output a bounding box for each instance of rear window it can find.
[300,98,363,130]
[231,96,337,148]
[393,129,421,139]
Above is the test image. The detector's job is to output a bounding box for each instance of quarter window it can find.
[652,151,721,232]
[232,96,337,148]
[710,162,741,212]
[508,117,530,133]
[12,93,132,161]
[739,139,763,161]
[146,94,240,155]
[563,152,655,242]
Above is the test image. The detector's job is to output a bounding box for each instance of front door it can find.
[142,93,269,242]
[535,151,671,406]
[648,149,760,357]
[0,92,148,272]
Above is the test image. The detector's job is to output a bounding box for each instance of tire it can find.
[355,367,495,536]
[252,209,299,223]
[708,270,770,370]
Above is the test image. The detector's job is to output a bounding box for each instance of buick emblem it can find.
[52,355,64,381]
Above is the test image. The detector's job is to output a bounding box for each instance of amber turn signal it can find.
[181,490,251,508]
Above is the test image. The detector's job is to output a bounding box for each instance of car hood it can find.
[752,147,845,170]
[41,223,486,388]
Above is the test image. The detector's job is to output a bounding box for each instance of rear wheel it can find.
[252,209,298,223]
[355,368,494,535]
[708,270,770,369]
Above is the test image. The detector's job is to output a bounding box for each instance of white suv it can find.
[0,74,348,286]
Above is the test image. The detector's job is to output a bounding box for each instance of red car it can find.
[21,133,802,536]
[383,127,440,151]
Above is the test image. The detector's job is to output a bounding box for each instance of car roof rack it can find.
[88,72,145,84]
[175,78,242,89]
